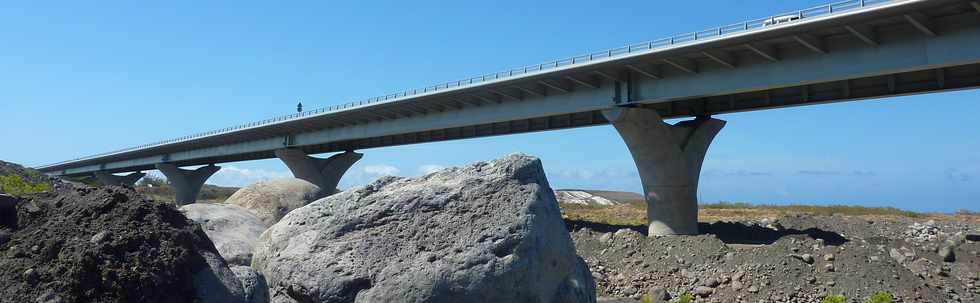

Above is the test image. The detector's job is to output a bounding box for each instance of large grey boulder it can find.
[225,178,324,226]
[181,203,267,266]
[252,154,596,303]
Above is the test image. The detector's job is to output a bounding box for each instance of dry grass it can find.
[558,200,970,226]
[560,204,647,226]
[701,202,921,218]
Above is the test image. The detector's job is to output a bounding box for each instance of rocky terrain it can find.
[568,215,980,303]
[3,157,980,303]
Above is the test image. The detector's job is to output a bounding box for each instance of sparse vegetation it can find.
[560,198,926,227]
[639,294,652,303]
[678,292,693,303]
[955,209,979,215]
[0,174,50,196]
[820,295,846,303]
[560,203,647,226]
[134,179,238,204]
[703,202,921,218]
[866,292,893,303]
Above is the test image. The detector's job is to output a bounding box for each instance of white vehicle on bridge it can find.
[764,14,801,26]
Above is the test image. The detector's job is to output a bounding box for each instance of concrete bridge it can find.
[36,0,980,235]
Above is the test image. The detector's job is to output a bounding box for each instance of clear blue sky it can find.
[1,1,977,212]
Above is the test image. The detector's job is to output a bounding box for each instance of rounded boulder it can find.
[225,178,324,227]
[181,203,267,266]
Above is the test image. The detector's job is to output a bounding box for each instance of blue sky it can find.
[1,1,977,212]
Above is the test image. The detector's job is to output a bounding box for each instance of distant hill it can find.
[554,189,644,206]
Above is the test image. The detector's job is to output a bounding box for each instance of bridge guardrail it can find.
[40,0,899,169]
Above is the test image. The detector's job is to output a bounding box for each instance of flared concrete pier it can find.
[603,107,725,236]
[155,164,220,205]
[275,149,362,193]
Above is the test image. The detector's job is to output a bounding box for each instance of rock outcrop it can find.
[252,154,595,303]
[225,178,324,226]
[180,203,267,266]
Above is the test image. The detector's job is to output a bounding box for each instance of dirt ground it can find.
[566,214,980,303]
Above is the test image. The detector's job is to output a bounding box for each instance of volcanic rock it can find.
[225,178,324,227]
[231,265,269,303]
[180,203,267,266]
[0,183,244,302]
[252,154,595,302]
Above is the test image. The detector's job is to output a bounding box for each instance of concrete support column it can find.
[602,107,725,235]
[93,171,146,186]
[155,164,220,205]
[274,149,362,193]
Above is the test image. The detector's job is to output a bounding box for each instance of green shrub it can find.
[678,292,693,303]
[866,292,893,303]
[0,175,50,196]
[821,295,846,303]
[639,294,652,303]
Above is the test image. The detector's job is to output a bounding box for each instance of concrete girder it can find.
[453,97,482,108]
[403,104,429,115]
[662,58,698,74]
[904,13,937,37]
[93,171,145,186]
[155,164,220,205]
[603,107,725,235]
[513,85,545,97]
[275,149,362,194]
[701,51,736,69]
[470,93,499,104]
[564,75,598,89]
[592,70,625,83]
[488,88,522,101]
[625,64,662,79]
[793,34,827,54]
[743,43,779,62]
[538,80,571,93]
[845,24,879,47]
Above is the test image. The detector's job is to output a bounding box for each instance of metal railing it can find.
[40,0,899,169]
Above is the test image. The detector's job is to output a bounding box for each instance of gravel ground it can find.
[568,215,980,303]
